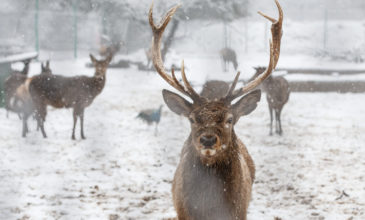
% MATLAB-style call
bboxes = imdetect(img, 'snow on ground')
[1,55,365,220]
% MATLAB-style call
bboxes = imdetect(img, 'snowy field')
[1,55,365,220]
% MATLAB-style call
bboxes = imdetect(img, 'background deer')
[149,1,283,219]
[4,59,32,117]
[11,62,53,137]
[29,54,112,139]
[200,80,230,100]
[249,66,290,135]
[220,47,238,72]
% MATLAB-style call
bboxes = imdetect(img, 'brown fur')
[252,67,290,135]
[149,1,283,218]
[220,48,238,72]
[163,90,260,220]
[4,60,31,115]
[200,80,230,100]
[29,55,112,139]
[11,62,53,137]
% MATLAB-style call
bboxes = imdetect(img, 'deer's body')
[220,48,238,72]
[200,80,230,100]
[173,134,255,219]
[4,60,31,116]
[148,1,283,219]
[10,62,53,137]
[31,74,105,108]
[253,67,290,135]
[14,77,34,137]
[29,55,112,139]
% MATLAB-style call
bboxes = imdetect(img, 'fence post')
[244,18,248,53]
[34,0,39,57]
[323,9,328,51]
[244,0,249,53]
[73,0,79,59]
[223,21,228,48]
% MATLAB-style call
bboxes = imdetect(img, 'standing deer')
[29,54,112,139]
[249,66,290,135]
[12,62,53,137]
[4,59,32,117]
[220,47,238,72]
[200,80,230,100]
[149,1,283,219]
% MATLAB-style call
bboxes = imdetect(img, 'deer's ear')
[46,60,50,68]
[89,54,97,64]
[162,89,193,117]
[232,89,261,121]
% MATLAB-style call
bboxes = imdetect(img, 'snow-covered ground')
[1,55,365,220]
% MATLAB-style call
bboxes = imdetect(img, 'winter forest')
[0,0,364,219]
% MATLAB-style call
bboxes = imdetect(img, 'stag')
[249,66,290,135]
[220,47,238,72]
[4,59,32,117]
[11,62,53,137]
[29,54,112,139]
[149,1,283,219]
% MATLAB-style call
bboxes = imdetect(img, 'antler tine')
[224,71,241,99]
[171,68,186,93]
[149,3,203,102]
[149,3,186,93]
[227,0,283,101]
[180,60,201,102]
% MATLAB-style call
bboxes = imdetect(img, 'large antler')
[149,3,203,103]
[225,0,283,102]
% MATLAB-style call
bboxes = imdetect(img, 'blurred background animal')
[29,54,112,139]
[220,47,238,72]
[11,61,53,137]
[136,105,163,135]
[4,59,31,118]
[249,66,290,135]
[200,80,230,100]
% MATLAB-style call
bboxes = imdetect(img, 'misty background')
[1,0,365,62]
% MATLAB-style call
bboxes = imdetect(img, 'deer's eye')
[226,117,233,124]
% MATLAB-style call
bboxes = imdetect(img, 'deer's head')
[41,61,52,75]
[149,0,283,165]
[23,59,31,66]
[90,54,112,78]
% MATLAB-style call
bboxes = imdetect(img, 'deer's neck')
[91,73,106,95]
[182,134,243,218]
[262,75,274,89]
[22,64,29,75]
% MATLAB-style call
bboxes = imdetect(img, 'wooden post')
[73,0,79,59]
[34,0,39,56]
[323,9,328,51]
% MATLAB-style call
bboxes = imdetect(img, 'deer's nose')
[200,135,217,148]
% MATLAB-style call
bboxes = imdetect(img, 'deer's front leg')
[80,108,86,139]
[72,109,78,140]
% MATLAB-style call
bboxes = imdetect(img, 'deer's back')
[200,80,230,100]
[220,48,236,61]
[172,137,254,219]
[265,76,290,109]
[4,73,27,94]
[29,74,105,108]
